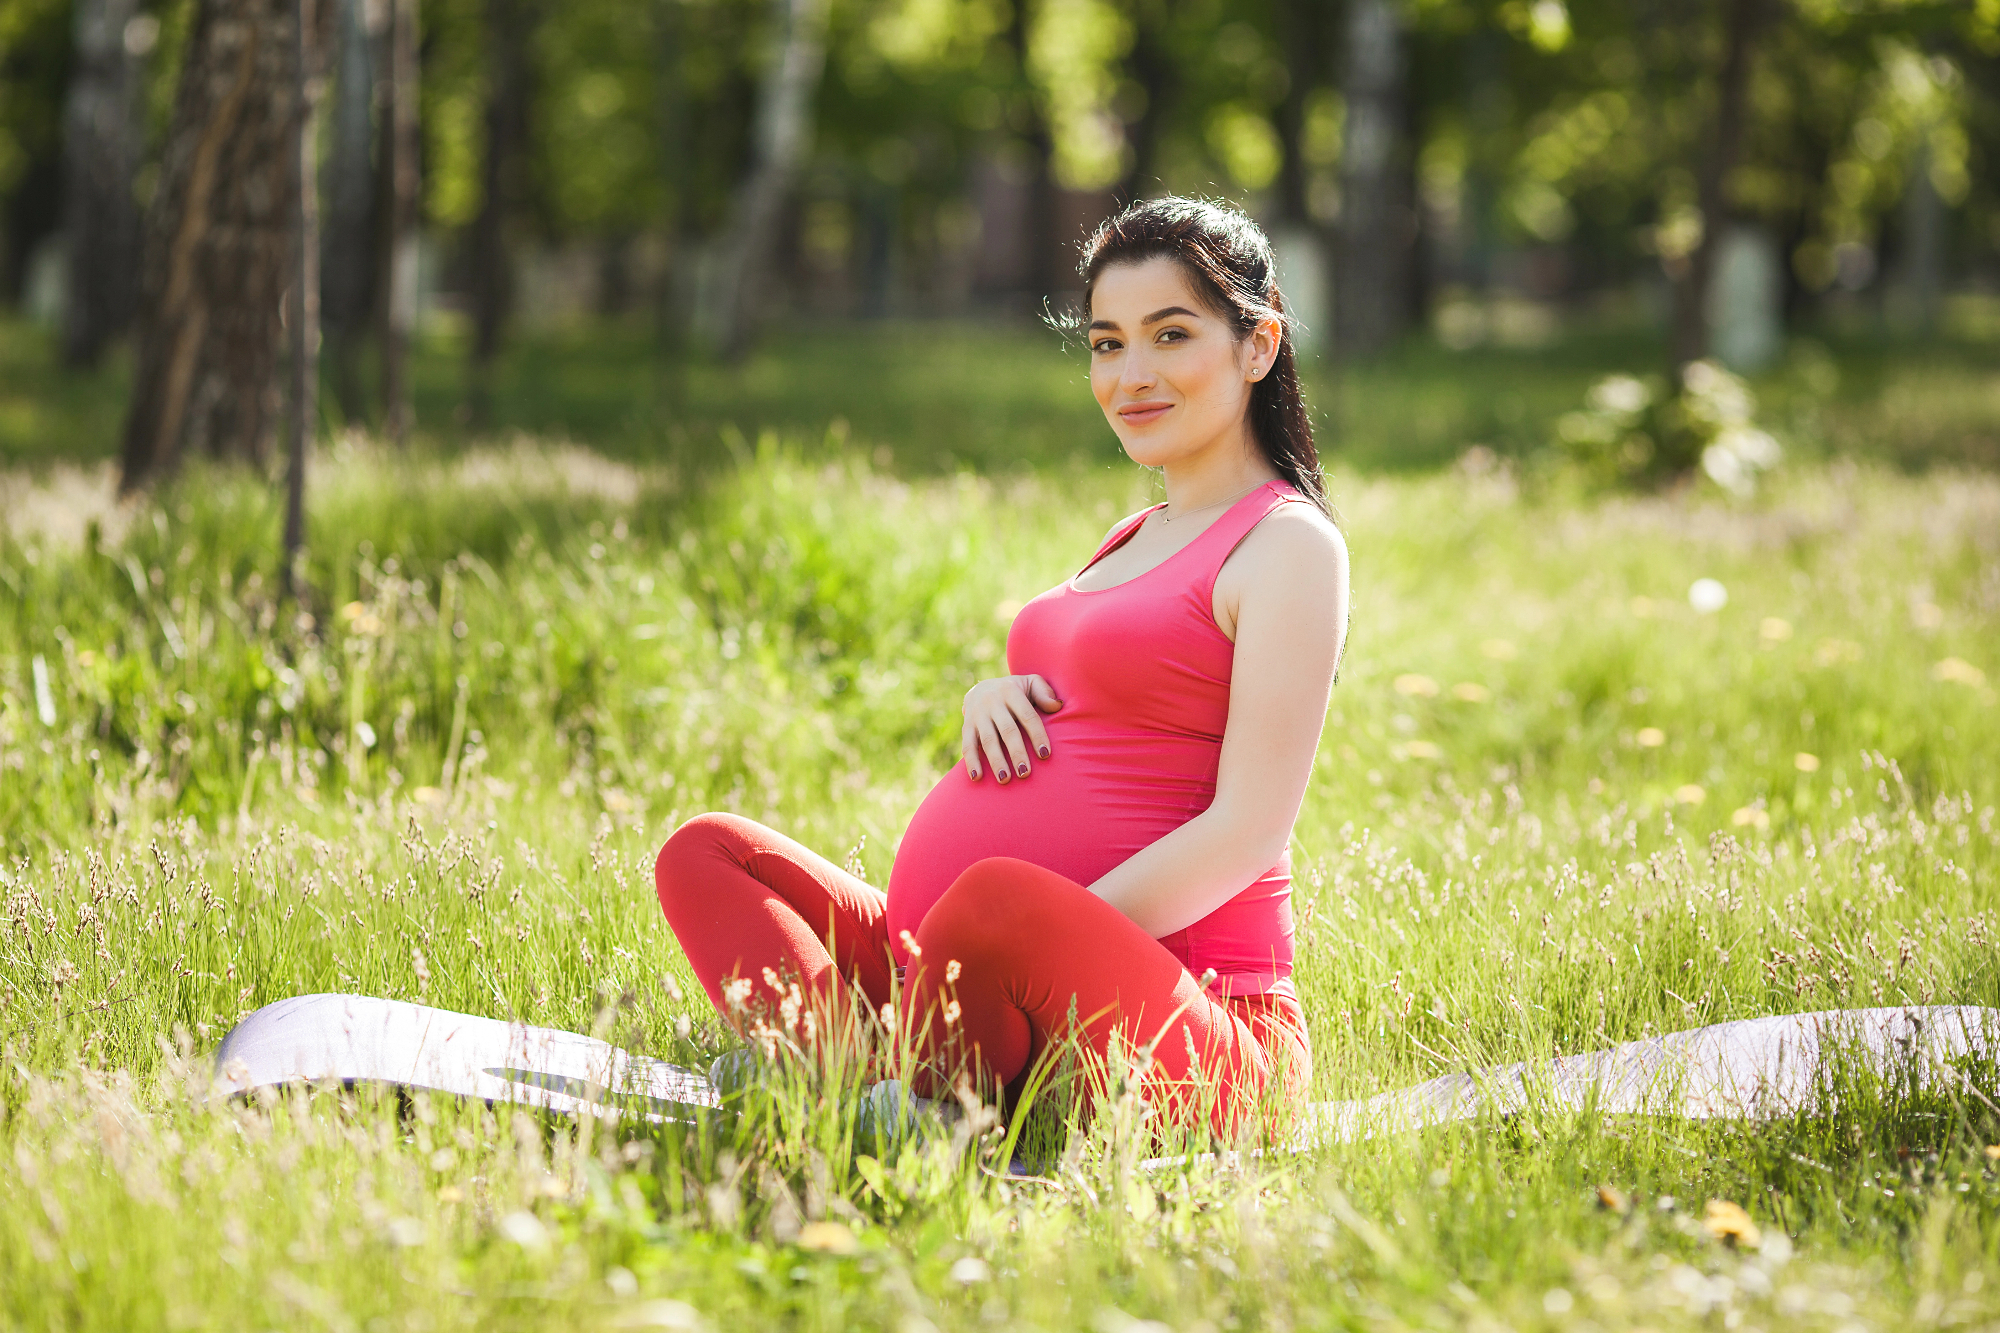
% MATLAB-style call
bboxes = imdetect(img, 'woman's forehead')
[1089,257,1208,321]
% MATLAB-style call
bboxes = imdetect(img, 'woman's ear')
[1246,316,1283,379]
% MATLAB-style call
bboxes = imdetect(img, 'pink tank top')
[885,479,1307,998]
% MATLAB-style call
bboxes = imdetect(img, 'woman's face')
[1087,256,1272,470]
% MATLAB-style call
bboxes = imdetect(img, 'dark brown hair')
[1070,196,1328,514]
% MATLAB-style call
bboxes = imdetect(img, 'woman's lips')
[1119,401,1173,426]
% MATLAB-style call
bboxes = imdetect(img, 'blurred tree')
[1008,0,1058,299]
[60,0,149,368]
[1668,0,1771,375]
[0,0,72,306]
[378,0,418,442]
[708,0,829,356]
[1116,0,1177,204]
[1335,0,1415,358]
[285,0,324,588]
[321,0,377,421]
[1271,0,1328,231]
[467,0,536,425]
[120,0,331,489]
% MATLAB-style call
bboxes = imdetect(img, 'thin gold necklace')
[1159,479,1265,523]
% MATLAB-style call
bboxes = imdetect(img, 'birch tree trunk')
[706,0,829,360]
[1333,0,1414,360]
[120,0,330,489]
[284,0,323,590]
[378,0,419,443]
[60,0,146,368]
[1669,0,1768,372]
[320,0,377,423]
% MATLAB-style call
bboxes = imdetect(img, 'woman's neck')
[1160,432,1278,516]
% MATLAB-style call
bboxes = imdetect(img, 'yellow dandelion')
[1759,617,1793,642]
[1402,740,1442,760]
[1794,753,1819,773]
[1731,806,1771,831]
[1479,639,1518,660]
[1814,638,1863,667]
[1393,674,1440,697]
[798,1220,859,1255]
[1912,602,1944,630]
[1673,784,1707,806]
[1450,682,1490,703]
[1703,1199,1761,1249]
[1934,657,1986,688]
[993,597,1025,623]
[1636,727,1666,748]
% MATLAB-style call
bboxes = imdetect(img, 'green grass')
[2,317,2000,1329]
[5,312,1998,475]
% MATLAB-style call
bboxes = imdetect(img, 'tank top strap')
[1189,479,1308,607]
[1082,504,1165,571]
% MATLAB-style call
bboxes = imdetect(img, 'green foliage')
[1555,359,1783,492]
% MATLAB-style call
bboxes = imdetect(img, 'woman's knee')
[653,812,756,909]
[921,857,1079,958]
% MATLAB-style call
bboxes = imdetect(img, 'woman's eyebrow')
[1088,304,1201,332]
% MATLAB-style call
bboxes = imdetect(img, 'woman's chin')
[1116,434,1186,469]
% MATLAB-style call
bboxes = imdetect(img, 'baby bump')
[884,755,1196,959]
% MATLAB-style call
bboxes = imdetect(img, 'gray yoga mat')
[213,995,1999,1143]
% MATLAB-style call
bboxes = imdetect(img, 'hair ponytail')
[1070,197,1329,515]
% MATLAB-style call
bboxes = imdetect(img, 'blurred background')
[0,0,1996,485]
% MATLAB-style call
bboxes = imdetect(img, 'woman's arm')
[1086,505,1349,936]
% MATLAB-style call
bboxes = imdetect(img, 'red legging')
[653,813,1309,1135]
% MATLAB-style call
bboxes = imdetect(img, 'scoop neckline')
[1065,480,1281,597]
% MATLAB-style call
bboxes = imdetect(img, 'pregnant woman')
[655,197,1349,1136]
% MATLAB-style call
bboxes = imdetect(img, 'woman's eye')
[1092,339,1119,354]
[1156,328,1187,344]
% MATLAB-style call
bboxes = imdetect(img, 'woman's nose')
[1120,353,1157,393]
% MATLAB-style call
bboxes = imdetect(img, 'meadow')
[1,317,1999,1330]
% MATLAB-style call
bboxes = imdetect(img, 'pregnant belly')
[884,741,1213,959]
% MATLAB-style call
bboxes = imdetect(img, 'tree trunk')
[468,0,535,425]
[1115,0,1175,206]
[707,0,829,360]
[1897,137,1943,334]
[284,0,322,592]
[320,0,376,424]
[1007,0,1058,302]
[655,0,694,365]
[1669,0,1768,372]
[1334,0,1414,360]
[120,0,330,490]
[377,0,419,443]
[1272,0,1321,230]
[60,0,146,369]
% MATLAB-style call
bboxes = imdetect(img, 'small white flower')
[1688,578,1729,614]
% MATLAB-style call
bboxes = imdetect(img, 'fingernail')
[1038,747,1049,759]
[1016,764,1029,777]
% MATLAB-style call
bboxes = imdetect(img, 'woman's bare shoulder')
[1236,499,1348,580]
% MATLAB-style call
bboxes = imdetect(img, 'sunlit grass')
[1,434,1998,1329]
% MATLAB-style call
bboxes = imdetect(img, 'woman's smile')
[1118,399,1175,426]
